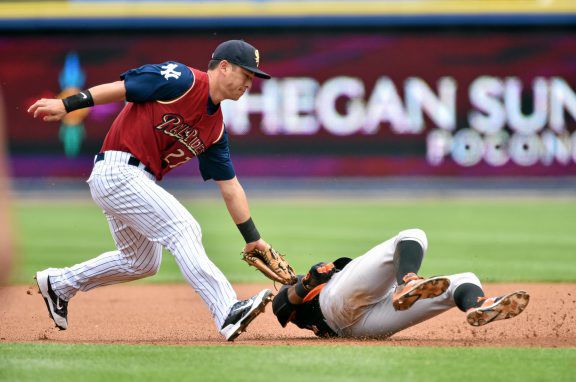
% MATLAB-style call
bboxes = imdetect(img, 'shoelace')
[227,301,244,314]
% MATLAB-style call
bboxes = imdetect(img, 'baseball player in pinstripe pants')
[27,40,274,341]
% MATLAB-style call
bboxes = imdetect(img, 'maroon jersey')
[102,68,225,180]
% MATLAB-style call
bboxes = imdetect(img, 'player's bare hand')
[243,238,269,253]
[27,98,67,122]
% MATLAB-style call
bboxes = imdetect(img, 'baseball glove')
[242,247,297,285]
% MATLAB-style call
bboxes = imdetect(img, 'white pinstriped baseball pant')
[46,151,237,329]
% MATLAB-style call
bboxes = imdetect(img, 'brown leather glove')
[242,246,297,285]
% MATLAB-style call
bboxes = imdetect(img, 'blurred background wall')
[0,85,12,285]
[0,0,575,188]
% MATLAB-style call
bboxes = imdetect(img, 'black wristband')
[295,279,310,299]
[62,90,94,113]
[236,217,261,243]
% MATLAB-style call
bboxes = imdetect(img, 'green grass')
[10,198,576,284]
[5,199,575,381]
[0,343,575,382]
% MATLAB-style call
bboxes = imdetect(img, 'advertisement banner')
[1,31,575,176]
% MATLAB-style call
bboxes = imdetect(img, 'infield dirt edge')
[1,282,574,347]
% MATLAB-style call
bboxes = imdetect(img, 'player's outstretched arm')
[89,81,126,104]
[218,176,297,284]
[27,80,126,122]
[216,176,269,252]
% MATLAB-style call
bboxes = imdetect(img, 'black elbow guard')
[272,285,297,327]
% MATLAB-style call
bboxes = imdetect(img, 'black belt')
[95,152,154,176]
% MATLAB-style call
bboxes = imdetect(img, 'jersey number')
[163,149,192,169]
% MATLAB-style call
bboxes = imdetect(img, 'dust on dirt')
[1,283,574,347]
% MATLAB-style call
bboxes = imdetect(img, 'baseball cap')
[212,40,271,79]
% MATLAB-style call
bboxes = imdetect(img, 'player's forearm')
[28,80,127,122]
[88,81,126,104]
[63,81,126,112]
[287,286,305,305]
[217,177,251,224]
[218,178,264,245]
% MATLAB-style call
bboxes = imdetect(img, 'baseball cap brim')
[239,64,271,79]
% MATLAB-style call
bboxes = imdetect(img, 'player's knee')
[140,256,162,277]
[450,272,482,288]
[129,247,162,277]
[397,228,428,251]
[167,218,203,249]
[182,218,202,240]
[135,263,160,277]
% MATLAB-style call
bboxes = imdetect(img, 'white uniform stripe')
[48,151,237,328]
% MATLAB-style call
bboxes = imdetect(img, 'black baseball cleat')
[221,289,273,341]
[35,269,68,330]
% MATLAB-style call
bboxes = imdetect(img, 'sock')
[453,283,485,312]
[393,240,424,284]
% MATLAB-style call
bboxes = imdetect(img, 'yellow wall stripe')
[0,1,575,19]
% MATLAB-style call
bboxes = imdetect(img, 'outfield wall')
[1,1,575,178]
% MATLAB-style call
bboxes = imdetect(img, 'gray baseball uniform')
[319,228,481,337]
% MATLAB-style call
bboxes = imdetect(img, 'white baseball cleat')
[466,290,530,326]
[220,289,273,341]
[35,269,68,330]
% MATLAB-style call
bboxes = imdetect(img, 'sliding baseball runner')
[273,228,529,338]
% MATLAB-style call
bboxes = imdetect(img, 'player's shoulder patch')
[155,62,195,104]
[121,61,194,103]
[157,61,188,81]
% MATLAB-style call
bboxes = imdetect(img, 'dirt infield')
[1,283,574,347]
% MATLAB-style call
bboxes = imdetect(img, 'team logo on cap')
[255,49,260,67]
